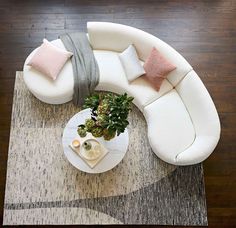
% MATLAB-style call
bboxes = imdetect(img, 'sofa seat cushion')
[23,39,74,104]
[94,50,173,111]
[144,90,196,164]
[175,70,221,137]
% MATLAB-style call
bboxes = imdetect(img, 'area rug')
[3,72,208,225]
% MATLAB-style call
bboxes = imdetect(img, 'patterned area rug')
[3,72,208,225]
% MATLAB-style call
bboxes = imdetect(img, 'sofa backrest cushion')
[87,22,192,86]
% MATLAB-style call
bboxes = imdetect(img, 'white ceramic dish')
[80,139,102,161]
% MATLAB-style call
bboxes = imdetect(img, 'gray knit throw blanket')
[59,32,99,106]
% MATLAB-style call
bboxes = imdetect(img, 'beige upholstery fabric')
[144,90,195,164]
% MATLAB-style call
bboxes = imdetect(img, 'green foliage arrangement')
[77,93,134,141]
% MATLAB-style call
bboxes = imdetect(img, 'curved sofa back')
[176,70,221,139]
[87,22,192,86]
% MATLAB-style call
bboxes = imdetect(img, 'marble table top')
[62,108,129,173]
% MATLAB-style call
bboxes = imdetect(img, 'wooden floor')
[0,0,235,227]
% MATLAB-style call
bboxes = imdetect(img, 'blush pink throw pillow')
[27,39,73,80]
[143,47,176,91]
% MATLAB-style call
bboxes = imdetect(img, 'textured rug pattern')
[3,72,207,225]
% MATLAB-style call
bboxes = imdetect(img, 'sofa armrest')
[175,135,220,165]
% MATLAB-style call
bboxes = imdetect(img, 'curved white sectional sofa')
[23,22,221,166]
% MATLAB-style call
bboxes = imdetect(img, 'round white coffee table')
[62,109,129,174]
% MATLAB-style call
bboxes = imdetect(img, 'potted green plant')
[77,93,134,141]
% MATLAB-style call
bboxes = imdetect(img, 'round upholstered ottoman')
[23,39,74,104]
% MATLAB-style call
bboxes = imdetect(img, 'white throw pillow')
[119,44,145,82]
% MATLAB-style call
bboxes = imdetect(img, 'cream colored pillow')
[119,45,145,82]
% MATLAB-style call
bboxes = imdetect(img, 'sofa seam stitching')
[142,86,174,110]
[174,69,198,163]
[168,67,193,88]
[143,68,194,111]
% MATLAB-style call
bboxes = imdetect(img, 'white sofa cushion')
[88,21,192,86]
[118,44,145,82]
[175,135,220,165]
[175,71,220,137]
[174,70,221,165]
[94,50,173,111]
[144,90,195,164]
[23,39,74,104]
